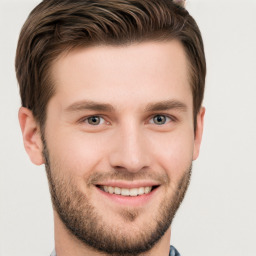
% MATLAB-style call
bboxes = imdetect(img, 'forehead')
[50,40,192,110]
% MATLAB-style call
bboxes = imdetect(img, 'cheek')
[46,130,108,177]
[149,130,194,179]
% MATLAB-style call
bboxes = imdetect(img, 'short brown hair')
[15,0,206,131]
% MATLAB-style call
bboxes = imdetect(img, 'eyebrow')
[64,99,187,113]
[145,100,188,112]
[65,100,115,112]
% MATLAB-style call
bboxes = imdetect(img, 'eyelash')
[149,115,173,125]
[79,114,176,126]
[80,116,108,126]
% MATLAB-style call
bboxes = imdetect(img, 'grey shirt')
[50,245,180,256]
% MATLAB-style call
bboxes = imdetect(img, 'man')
[16,0,206,255]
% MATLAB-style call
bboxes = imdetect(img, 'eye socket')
[81,115,173,126]
[86,116,104,125]
[150,115,172,125]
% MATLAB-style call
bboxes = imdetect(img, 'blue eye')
[150,115,171,125]
[86,116,104,125]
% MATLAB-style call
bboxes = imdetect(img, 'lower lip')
[96,186,159,207]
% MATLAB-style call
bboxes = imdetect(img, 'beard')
[42,137,192,256]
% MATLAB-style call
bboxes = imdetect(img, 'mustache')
[87,169,169,185]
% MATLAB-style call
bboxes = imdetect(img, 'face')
[40,40,203,255]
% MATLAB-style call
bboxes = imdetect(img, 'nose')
[109,123,151,173]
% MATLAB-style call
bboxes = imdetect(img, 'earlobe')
[18,107,45,165]
[193,107,205,160]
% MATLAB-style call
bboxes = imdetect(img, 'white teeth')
[145,187,151,194]
[129,188,138,197]
[108,187,114,194]
[138,187,144,195]
[121,188,130,196]
[114,187,121,195]
[100,186,153,196]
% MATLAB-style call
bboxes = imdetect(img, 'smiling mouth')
[97,185,159,197]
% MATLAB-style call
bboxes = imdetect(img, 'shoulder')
[50,250,56,256]
[170,245,181,256]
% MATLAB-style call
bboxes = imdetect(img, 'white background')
[0,0,256,255]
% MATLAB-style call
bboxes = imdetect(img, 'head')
[16,0,206,255]
[16,0,205,133]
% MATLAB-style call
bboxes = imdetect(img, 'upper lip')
[96,180,160,189]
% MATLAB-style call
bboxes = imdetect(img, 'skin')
[19,40,205,256]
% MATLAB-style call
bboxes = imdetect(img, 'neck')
[53,211,172,256]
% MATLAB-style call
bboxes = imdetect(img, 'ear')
[18,107,45,165]
[193,107,205,160]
